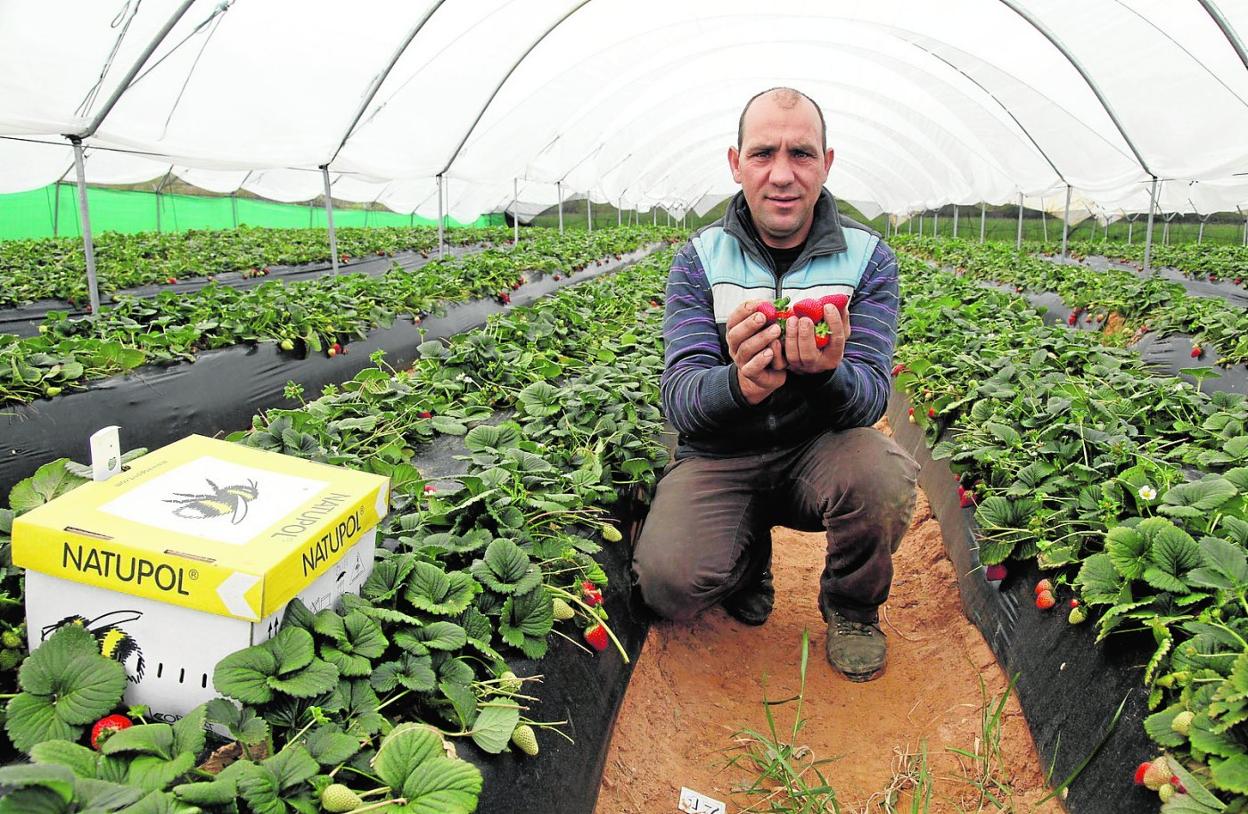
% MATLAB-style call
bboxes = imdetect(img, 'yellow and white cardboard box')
[13,435,390,722]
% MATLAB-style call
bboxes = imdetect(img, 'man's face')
[728,94,834,249]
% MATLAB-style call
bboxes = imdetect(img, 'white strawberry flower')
[1138,485,1157,501]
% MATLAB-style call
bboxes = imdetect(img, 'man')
[631,87,918,682]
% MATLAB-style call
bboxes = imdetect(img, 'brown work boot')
[723,569,774,626]
[825,609,886,682]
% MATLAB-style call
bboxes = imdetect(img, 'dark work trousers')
[632,427,919,625]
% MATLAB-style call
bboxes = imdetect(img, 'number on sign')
[678,786,726,814]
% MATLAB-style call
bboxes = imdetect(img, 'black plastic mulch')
[0,245,664,502]
[887,389,1158,814]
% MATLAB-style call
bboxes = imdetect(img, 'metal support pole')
[70,139,101,317]
[1128,217,1133,244]
[918,212,924,236]
[666,210,670,226]
[1103,219,1108,241]
[587,194,592,233]
[155,190,161,234]
[513,178,519,244]
[1163,216,1170,246]
[1198,217,1206,245]
[652,208,656,226]
[1016,194,1024,249]
[933,210,938,237]
[54,182,62,237]
[321,167,339,275]
[908,216,913,234]
[557,181,564,234]
[437,174,445,259]
[1143,178,1158,274]
[617,198,622,227]
[1061,184,1071,259]
[231,192,239,229]
[953,206,958,239]
[1242,209,1247,246]
[979,202,986,243]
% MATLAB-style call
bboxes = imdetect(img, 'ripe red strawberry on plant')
[581,581,603,607]
[1191,345,1202,358]
[583,623,609,652]
[1035,590,1056,610]
[91,714,132,750]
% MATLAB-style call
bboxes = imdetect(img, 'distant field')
[528,198,1248,247]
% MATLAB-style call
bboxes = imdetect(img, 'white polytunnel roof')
[3,0,1248,221]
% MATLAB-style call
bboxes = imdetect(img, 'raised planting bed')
[0,250,674,813]
[889,255,1248,811]
[0,224,513,307]
[0,237,678,500]
[0,227,681,408]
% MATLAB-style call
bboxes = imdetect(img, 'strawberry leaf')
[1075,553,1125,606]
[498,587,554,659]
[372,724,482,814]
[405,562,479,616]
[371,653,436,694]
[303,724,362,766]
[1105,526,1147,579]
[1212,754,1248,794]
[470,704,520,754]
[470,538,542,595]
[1159,478,1237,519]
[362,554,417,602]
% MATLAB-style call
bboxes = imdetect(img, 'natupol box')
[13,434,390,721]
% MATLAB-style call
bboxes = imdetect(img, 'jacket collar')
[721,187,847,274]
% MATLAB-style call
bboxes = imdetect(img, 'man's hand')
[726,301,787,405]
[784,302,850,375]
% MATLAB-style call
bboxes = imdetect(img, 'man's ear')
[728,146,742,183]
[824,148,835,173]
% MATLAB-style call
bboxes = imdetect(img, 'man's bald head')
[737,87,827,153]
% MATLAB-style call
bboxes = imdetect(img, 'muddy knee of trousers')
[831,429,920,547]
[633,555,730,621]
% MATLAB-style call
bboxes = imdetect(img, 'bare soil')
[595,439,1065,813]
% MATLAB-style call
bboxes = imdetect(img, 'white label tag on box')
[678,787,726,814]
[90,426,122,482]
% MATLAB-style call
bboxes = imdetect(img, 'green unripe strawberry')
[279,338,295,351]
[0,630,21,649]
[44,386,62,398]
[0,649,20,671]
[1158,783,1176,803]
[551,597,575,621]
[511,724,539,756]
[498,670,522,694]
[1172,710,1194,737]
[600,524,623,543]
[1067,606,1088,625]
[321,782,363,812]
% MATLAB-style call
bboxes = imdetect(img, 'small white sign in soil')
[678,787,726,814]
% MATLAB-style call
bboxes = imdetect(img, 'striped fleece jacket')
[661,189,900,458]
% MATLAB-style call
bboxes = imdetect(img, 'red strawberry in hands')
[819,293,850,312]
[813,321,832,349]
[755,297,790,323]
[792,298,824,322]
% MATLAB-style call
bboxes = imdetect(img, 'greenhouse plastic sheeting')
[886,389,1156,814]
[0,183,497,240]
[2,1,1248,220]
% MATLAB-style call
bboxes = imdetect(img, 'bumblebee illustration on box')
[165,478,259,525]
[43,610,146,683]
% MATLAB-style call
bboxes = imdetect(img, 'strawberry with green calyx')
[0,629,21,649]
[600,523,623,543]
[813,322,832,349]
[279,338,295,352]
[1171,710,1194,737]
[90,714,132,750]
[755,297,790,323]
[1068,605,1087,624]
[581,581,604,607]
[1035,591,1055,610]
[511,724,539,756]
[583,623,609,652]
[1158,783,1176,803]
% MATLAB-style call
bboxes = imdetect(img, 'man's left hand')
[783,303,850,375]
